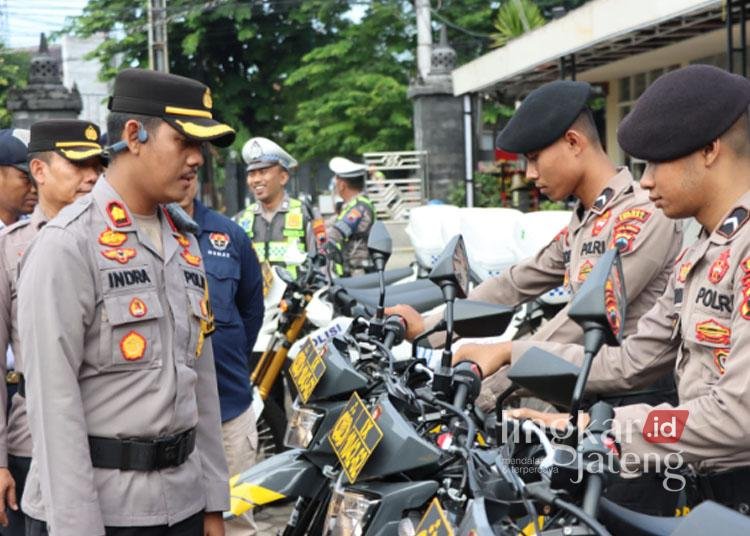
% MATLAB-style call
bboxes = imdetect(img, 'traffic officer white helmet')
[242,137,298,171]
[329,156,366,178]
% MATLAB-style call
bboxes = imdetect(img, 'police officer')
[389,81,682,514]
[0,130,36,229]
[0,120,104,536]
[234,137,312,277]
[180,179,264,536]
[492,65,750,513]
[327,156,376,276]
[18,68,234,535]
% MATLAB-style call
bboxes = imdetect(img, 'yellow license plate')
[261,261,274,298]
[415,498,454,536]
[289,338,326,403]
[328,392,383,484]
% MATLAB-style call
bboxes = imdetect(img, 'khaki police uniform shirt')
[326,195,376,275]
[0,205,48,464]
[426,168,681,350]
[512,190,750,474]
[18,179,228,535]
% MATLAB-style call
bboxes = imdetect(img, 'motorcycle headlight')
[283,404,323,449]
[322,488,379,536]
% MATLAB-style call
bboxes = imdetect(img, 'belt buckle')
[158,433,185,467]
[6,371,20,384]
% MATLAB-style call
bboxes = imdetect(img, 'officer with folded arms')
[18,68,233,535]
[0,120,104,535]
[491,65,750,513]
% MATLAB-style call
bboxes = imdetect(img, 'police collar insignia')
[717,206,749,238]
[591,187,614,214]
[181,249,202,266]
[107,201,132,228]
[99,228,128,247]
[175,233,190,248]
[209,232,229,251]
[101,247,137,264]
[713,348,729,375]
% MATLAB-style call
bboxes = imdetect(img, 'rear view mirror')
[429,234,470,299]
[275,266,295,285]
[507,347,581,407]
[567,248,626,347]
[452,300,514,338]
[367,221,392,270]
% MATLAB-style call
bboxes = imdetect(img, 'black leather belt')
[88,428,196,471]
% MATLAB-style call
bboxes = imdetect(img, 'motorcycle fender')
[224,449,321,519]
[351,480,438,536]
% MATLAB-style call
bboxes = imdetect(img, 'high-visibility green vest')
[236,198,307,276]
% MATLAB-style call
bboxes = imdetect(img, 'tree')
[491,0,547,48]
[0,47,31,128]
[63,0,349,148]
[282,1,415,161]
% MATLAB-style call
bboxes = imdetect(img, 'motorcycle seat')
[599,497,680,536]
[333,267,413,289]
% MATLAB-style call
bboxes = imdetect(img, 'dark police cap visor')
[29,120,105,163]
[109,68,236,148]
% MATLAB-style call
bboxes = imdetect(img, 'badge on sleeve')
[129,297,148,318]
[181,249,202,267]
[708,249,731,284]
[101,248,137,265]
[106,201,132,228]
[617,208,651,223]
[209,232,230,251]
[120,331,147,361]
[99,228,128,247]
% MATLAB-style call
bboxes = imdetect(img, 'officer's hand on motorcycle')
[452,341,512,378]
[0,468,17,527]
[505,408,590,432]
[203,511,225,536]
[384,304,424,340]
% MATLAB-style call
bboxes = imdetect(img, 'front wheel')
[256,396,287,461]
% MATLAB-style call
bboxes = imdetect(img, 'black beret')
[496,80,592,154]
[109,68,236,147]
[618,65,750,162]
[28,120,104,162]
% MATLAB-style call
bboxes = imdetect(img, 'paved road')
[254,503,294,535]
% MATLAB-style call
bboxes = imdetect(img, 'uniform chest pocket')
[99,291,165,371]
[186,289,213,365]
[205,262,240,320]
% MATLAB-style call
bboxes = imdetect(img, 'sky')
[4,0,89,48]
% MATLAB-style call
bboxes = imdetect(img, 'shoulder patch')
[717,207,749,239]
[592,187,615,214]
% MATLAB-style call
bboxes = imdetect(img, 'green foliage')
[0,47,30,128]
[539,199,566,210]
[283,1,415,161]
[63,0,350,151]
[448,173,503,207]
[492,0,547,48]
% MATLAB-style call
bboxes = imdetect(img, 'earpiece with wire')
[107,123,149,154]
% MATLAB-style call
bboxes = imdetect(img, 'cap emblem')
[85,125,98,141]
[248,140,263,160]
[203,88,213,109]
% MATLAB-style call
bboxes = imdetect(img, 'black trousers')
[0,455,30,536]
[26,511,204,536]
